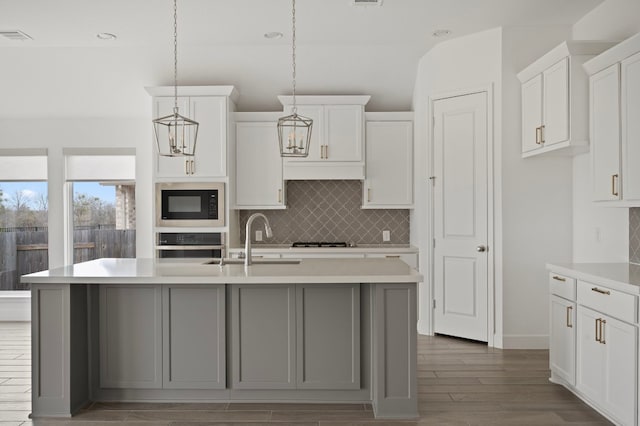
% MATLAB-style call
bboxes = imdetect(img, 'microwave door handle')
[155,245,225,250]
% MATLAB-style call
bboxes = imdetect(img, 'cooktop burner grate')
[291,242,348,248]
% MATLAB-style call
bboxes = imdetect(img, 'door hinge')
[433,239,436,248]
[429,176,436,186]
[433,299,436,309]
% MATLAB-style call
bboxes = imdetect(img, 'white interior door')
[433,92,488,342]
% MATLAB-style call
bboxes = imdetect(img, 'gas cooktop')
[291,242,349,248]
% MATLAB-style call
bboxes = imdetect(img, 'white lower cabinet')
[549,268,639,426]
[576,306,637,426]
[550,295,576,386]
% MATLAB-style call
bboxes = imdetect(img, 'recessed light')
[96,32,117,40]
[432,29,451,38]
[264,32,283,40]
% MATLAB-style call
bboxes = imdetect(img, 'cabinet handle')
[540,125,545,144]
[591,287,611,295]
[612,174,619,196]
[566,306,573,328]
[600,319,606,344]
[185,159,189,175]
[367,188,371,202]
[190,160,195,175]
[385,255,401,259]
[320,144,325,159]
[595,318,601,342]
[325,145,328,159]
[535,127,542,145]
[278,189,282,203]
[552,275,566,282]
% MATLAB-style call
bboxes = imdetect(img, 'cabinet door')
[324,105,363,162]
[99,285,162,389]
[162,285,225,389]
[155,97,191,177]
[622,51,640,202]
[190,96,227,178]
[236,122,284,208]
[231,284,295,389]
[296,284,360,389]
[601,315,637,426]
[591,64,621,201]
[522,74,543,153]
[549,295,575,385]
[543,58,570,146]
[284,105,324,162]
[576,306,605,403]
[364,121,413,207]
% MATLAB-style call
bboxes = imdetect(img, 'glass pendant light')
[278,0,313,158]
[153,0,199,157]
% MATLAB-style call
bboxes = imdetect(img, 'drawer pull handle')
[595,318,601,342]
[566,306,572,328]
[552,275,566,282]
[535,126,542,145]
[600,319,606,345]
[612,174,619,197]
[385,255,400,259]
[591,287,611,295]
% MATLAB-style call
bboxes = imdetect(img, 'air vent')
[351,0,383,6]
[0,30,33,41]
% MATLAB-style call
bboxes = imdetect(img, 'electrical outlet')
[255,230,263,241]
[382,230,390,242]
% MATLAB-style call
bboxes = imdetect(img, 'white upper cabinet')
[590,64,621,202]
[363,115,413,209]
[584,33,640,205]
[517,41,615,158]
[235,118,285,209]
[278,96,369,180]
[146,86,238,180]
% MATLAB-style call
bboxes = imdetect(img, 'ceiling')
[0,0,603,114]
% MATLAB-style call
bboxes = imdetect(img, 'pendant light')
[153,0,199,157]
[278,0,313,157]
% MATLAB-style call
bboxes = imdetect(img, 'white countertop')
[547,262,640,294]
[22,258,423,285]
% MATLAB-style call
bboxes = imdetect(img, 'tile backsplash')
[238,180,410,245]
[630,208,640,264]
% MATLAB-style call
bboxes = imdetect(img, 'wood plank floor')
[0,322,611,425]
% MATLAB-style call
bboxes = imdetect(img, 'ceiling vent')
[351,0,383,6]
[0,30,33,41]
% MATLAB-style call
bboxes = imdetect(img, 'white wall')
[412,26,575,348]
[412,27,503,337]
[569,0,640,262]
[500,27,574,349]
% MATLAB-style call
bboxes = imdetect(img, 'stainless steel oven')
[156,182,225,227]
[156,232,225,258]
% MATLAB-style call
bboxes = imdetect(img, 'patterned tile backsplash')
[238,180,410,245]
[630,208,640,264]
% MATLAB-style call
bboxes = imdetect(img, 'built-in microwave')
[156,182,225,227]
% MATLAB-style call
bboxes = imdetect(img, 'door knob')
[476,245,487,252]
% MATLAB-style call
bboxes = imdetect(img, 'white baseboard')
[502,334,548,349]
[0,291,31,322]
[417,320,431,335]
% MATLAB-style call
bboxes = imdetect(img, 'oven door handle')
[155,245,225,250]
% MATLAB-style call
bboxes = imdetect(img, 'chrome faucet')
[244,213,273,266]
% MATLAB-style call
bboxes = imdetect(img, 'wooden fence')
[0,228,135,291]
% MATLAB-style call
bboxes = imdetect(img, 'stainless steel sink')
[203,258,301,265]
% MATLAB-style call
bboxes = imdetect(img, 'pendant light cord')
[173,0,178,113]
[291,0,297,115]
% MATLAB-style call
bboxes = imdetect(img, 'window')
[66,154,136,263]
[0,155,48,292]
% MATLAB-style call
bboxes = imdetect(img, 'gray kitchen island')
[21,257,422,420]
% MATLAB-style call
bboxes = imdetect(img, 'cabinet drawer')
[577,280,637,323]
[549,273,576,300]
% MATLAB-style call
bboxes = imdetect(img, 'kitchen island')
[22,257,422,420]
